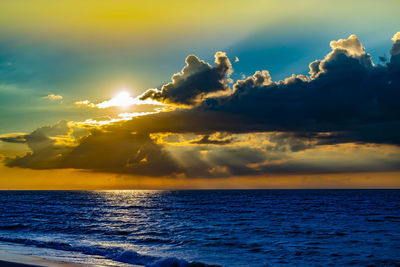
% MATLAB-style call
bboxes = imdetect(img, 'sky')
[0,0,399,189]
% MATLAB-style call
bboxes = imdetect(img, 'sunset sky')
[0,0,399,189]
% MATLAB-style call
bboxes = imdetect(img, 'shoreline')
[0,243,84,267]
[0,260,42,267]
[0,259,82,267]
[0,241,141,267]
[0,258,80,267]
[0,254,83,267]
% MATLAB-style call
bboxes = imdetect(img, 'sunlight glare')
[97,90,135,108]
[112,91,132,107]
[94,89,164,109]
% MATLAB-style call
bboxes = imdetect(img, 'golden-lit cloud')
[75,91,163,109]
[74,100,95,108]
[73,112,157,128]
[97,91,162,108]
[391,31,400,56]
[45,94,63,100]
[329,34,368,58]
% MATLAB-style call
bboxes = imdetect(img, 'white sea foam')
[0,237,213,267]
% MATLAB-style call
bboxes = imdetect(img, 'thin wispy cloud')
[45,94,63,100]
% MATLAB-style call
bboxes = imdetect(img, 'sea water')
[0,190,399,266]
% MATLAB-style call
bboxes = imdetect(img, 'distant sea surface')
[0,190,399,266]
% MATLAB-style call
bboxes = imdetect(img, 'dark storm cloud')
[60,131,182,176]
[390,32,400,56]
[190,135,233,145]
[5,122,182,176]
[193,34,400,145]
[139,52,232,105]
[111,33,399,146]
[265,133,315,152]
[255,157,400,175]
[0,133,27,143]
[4,120,73,169]
[2,33,400,177]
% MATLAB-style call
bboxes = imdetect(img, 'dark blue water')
[0,190,399,266]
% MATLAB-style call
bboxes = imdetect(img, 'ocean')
[0,190,399,266]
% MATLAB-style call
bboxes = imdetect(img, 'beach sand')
[0,245,82,267]
[0,260,43,267]
[0,258,82,267]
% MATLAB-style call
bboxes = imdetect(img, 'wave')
[0,223,30,230]
[0,236,220,267]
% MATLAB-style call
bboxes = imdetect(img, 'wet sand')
[0,260,43,267]
[0,258,83,267]
[0,248,82,267]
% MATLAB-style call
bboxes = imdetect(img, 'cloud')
[190,135,232,145]
[96,91,151,108]
[74,92,162,109]
[2,33,400,178]
[45,94,63,100]
[111,29,398,144]
[192,33,399,145]
[4,121,181,176]
[391,32,400,56]
[0,133,27,143]
[5,120,74,169]
[139,52,233,105]
[74,100,95,107]
[329,34,371,59]
[60,131,182,176]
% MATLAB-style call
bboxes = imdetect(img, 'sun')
[111,91,133,107]
[97,90,136,109]
[94,88,164,109]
